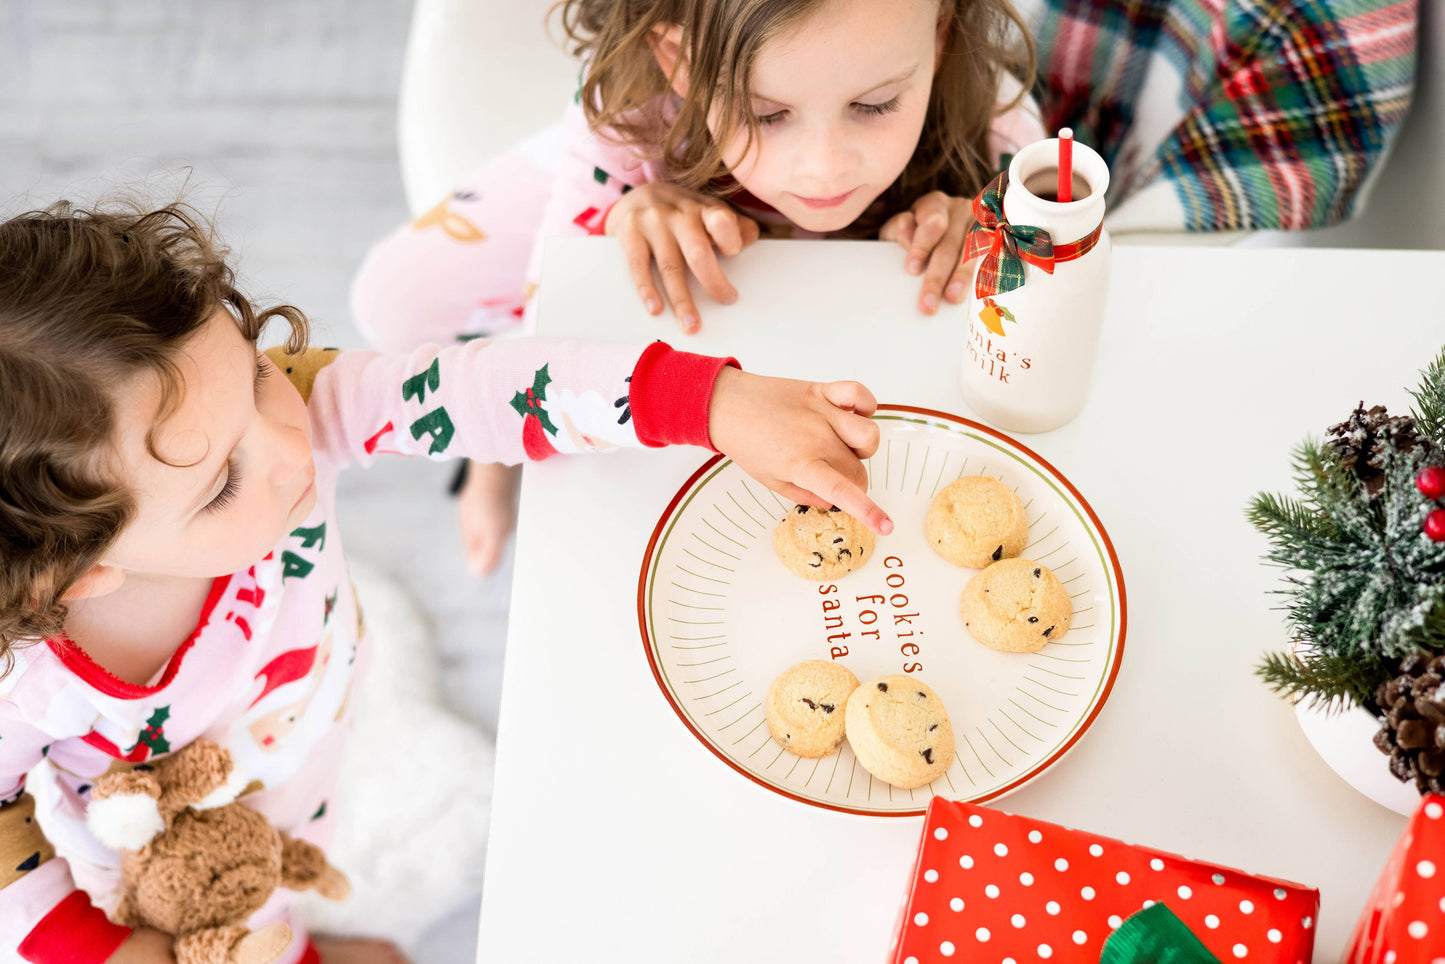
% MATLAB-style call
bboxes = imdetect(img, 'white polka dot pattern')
[890,798,1323,964]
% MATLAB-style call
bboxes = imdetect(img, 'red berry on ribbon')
[1420,466,1445,501]
[1427,508,1445,542]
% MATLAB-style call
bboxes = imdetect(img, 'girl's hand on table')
[605,182,760,335]
[707,367,892,536]
[880,191,976,316]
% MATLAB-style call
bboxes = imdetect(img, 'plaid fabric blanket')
[1025,0,1418,232]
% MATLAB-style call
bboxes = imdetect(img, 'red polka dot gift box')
[1344,793,1445,962]
[888,798,1319,964]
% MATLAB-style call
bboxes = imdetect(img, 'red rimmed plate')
[638,405,1126,816]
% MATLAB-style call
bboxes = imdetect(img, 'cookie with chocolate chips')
[925,475,1029,568]
[766,660,861,758]
[958,557,1072,653]
[772,504,875,581]
[844,675,955,789]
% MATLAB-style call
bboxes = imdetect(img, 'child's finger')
[934,209,973,305]
[675,217,738,306]
[773,481,834,512]
[880,211,916,249]
[792,462,893,536]
[919,208,972,314]
[945,258,974,306]
[618,226,665,316]
[644,224,701,333]
[905,193,950,275]
[738,215,761,247]
[821,379,877,416]
[702,205,746,257]
[831,410,881,459]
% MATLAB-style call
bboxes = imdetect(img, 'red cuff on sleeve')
[629,342,739,451]
[592,198,623,237]
[18,891,131,964]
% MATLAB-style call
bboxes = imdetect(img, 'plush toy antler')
[87,740,349,964]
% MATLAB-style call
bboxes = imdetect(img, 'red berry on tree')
[1427,509,1445,542]
[1420,466,1445,501]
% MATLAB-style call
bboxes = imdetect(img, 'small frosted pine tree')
[1251,346,1445,712]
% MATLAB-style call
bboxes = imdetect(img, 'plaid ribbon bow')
[962,171,1102,298]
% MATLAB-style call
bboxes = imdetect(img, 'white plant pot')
[1295,699,1421,816]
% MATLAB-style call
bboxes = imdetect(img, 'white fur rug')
[291,559,494,949]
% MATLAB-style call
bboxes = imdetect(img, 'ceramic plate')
[638,405,1126,816]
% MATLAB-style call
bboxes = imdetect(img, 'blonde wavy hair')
[554,0,1035,233]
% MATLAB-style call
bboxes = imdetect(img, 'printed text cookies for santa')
[926,475,1029,568]
[960,557,1072,653]
[765,660,860,758]
[845,676,955,789]
[773,505,875,580]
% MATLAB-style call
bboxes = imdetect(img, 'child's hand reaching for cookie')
[707,367,892,535]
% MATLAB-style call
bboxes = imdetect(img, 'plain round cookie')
[773,505,876,581]
[844,676,955,789]
[766,660,861,758]
[959,557,1072,653]
[925,475,1029,568]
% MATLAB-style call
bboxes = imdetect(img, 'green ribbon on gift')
[1098,904,1224,964]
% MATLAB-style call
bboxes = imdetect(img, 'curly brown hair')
[0,200,309,668]
[554,0,1035,233]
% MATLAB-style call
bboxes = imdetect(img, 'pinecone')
[1326,403,1430,497]
[1373,650,1445,793]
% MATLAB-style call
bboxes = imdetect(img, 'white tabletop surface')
[476,237,1444,963]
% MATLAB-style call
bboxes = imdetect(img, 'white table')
[477,238,1444,962]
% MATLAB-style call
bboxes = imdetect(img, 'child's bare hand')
[108,928,176,963]
[707,367,892,535]
[314,935,412,964]
[605,182,760,334]
[880,191,976,315]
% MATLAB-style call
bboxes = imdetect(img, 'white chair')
[397,0,573,216]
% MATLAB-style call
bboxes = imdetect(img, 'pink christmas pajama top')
[0,337,730,963]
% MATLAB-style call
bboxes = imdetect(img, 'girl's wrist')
[628,343,740,450]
